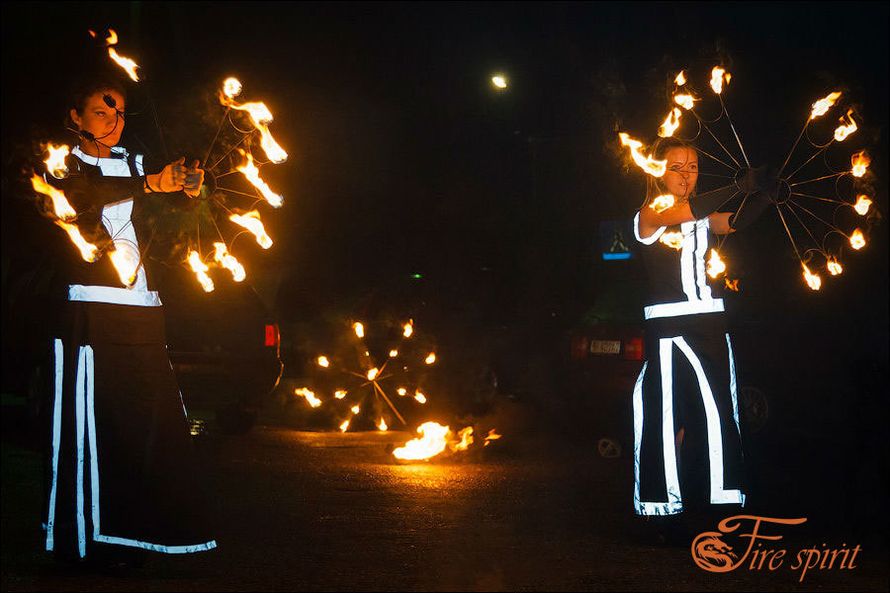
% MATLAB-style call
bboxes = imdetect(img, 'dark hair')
[644,137,697,207]
[69,78,127,114]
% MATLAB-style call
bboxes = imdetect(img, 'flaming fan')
[618,67,876,291]
[295,319,437,433]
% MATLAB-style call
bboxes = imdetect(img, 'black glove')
[689,184,740,220]
[735,166,778,195]
[729,191,773,231]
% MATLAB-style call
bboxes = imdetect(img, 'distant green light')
[411,273,423,279]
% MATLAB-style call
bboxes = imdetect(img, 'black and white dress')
[45,146,217,558]
[631,211,745,516]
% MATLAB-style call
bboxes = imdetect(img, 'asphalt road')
[2,397,888,592]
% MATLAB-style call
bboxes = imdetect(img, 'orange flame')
[54,221,99,262]
[849,228,866,250]
[618,133,667,177]
[451,427,474,452]
[424,352,437,365]
[334,389,347,400]
[219,94,288,164]
[44,143,70,179]
[389,349,399,358]
[710,67,730,94]
[104,30,139,82]
[833,110,858,142]
[31,174,76,221]
[212,242,246,282]
[108,245,139,287]
[706,249,726,278]
[414,391,427,404]
[810,91,842,120]
[367,368,379,380]
[675,71,687,86]
[350,404,361,415]
[222,77,242,99]
[851,151,870,177]
[649,194,675,213]
[229,210,273,249]
[659,231,684,250]
[187,250,215,292]
[393,422,450,461]
[236,150,283,208]
[317,355,330,368]
[802,263,822,291]
[377,418,388,432]
[339,419,350,432]
[353,322,365,338]
[397,387,408,396]
[673,93,697,111]
[724,277,740,292]
[483,429,502,447]
[403,319,414,338]
[658,107,682,138]
[853,195,872,216]
[295,387,322,408]
[826,258,843,276]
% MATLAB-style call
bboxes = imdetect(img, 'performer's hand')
[183,159,205,198]
[148,157,187,193]
[735,166,779,196]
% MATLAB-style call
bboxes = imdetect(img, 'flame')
[484,429,502,447]
[724,277,740,292]
[103,30,139,82]
[826,258,843,276]
[317,355,330,368]
[833,110,858,142]
[236,150,283,208]
[353,322,365,338]
[424,353,437,365]
[219,95,288,164]
[649,194,676,213]
[618,133,667,177]
[187,250,215,292]
[334,389,347,400]
[403,319,414,338]
[706,249,726,278]
[392,422,450,461]
[710,67,730,94]
[659,231,684,250]
[810,91,842,120]
[222,77,243,99]
[851,151,870,177]
[377,418,388,432]
[414,391,427,404]
[44,143,70,179]
[658,108,682,138]
[491,75,508,89]
[389,349,399,358]
[295,387,322,408]
[849,228,866,250]
[673,93,697,111]
[367,368,379,380]
[54,221,99,262]
[397,387,408,396]
[802,263,822,291]
[229,210,273,249]
[212,242,246,282]
[675,71,687,86]
[339,419,350,432]
[108,245,139,287]
[31,174,76,221]
[351,405,361,415]
[853,195,872,216]
[452,427,474,452]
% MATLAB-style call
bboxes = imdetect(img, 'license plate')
[589,340,621,355]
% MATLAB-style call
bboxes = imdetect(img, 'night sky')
[3,2,888,358]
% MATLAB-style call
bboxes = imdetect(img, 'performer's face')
[70,90,126,148]
[662,146,698,199]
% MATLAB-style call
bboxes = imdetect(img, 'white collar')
[71,144,129,163]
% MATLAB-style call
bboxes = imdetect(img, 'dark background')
[2,1,888,533]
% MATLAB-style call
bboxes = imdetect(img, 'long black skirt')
[45,300,216,558]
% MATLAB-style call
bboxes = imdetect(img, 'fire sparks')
[31,174,76,221]
[377,418,388,432]
[403,320,414,338]
[414,391,427,404]
[295,387,322,408]
[108,245,139,287]
[96,29,140,82]
[853,195,872,216]
[212,242,246,282]
[392,422,450,461]
[223,77,243,99]
[649,194,675,213]
[229,210,273,249]
[659,231,684,250]
[706,249,726,278]
[187,250,215,292]
[802,263,822,291]
[810,91,842,120]
[849,228,866,250]
[483,429,502,447]
[317,356,330,368]
[710,67,730,94]
[673,93,697,111]
[851,151,870,177]
[833,110,858,142]
[353,322,365,338]
[674,71,687,86]
[54,221,99,262]
[618,133,667,177]
[658,107,682,138]
[424,353,437,365]
[44,144,70,179]
[826,258,843,276]
[236,150,283,208]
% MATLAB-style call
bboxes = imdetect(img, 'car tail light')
[622,336,644,361]
[264,324,279,348]
[570,335,589,360]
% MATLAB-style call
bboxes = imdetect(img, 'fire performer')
[41,77,216,566]
[631,137,774,533]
